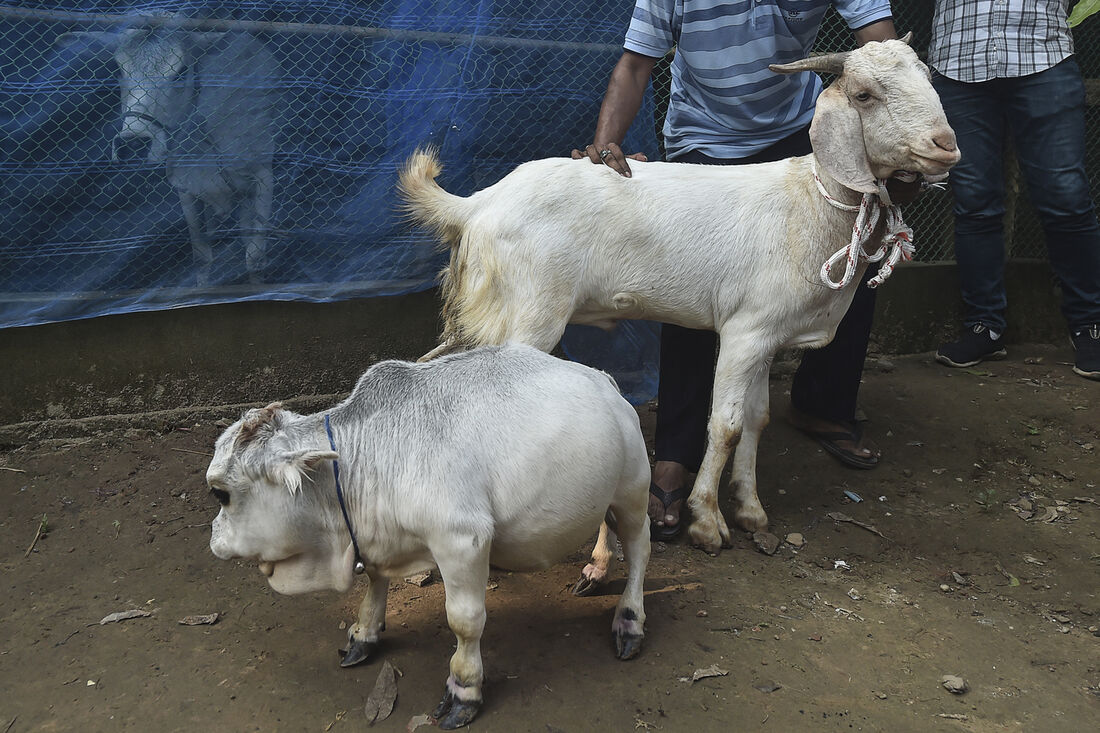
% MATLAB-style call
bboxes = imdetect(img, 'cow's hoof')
[432,689,481,729]
[338,638,378,668]
[614,630,643,660]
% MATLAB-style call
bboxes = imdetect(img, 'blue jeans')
[933,59,1100,334]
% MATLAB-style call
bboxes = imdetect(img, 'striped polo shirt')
[624,0,894,159]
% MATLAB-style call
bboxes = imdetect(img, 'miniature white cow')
[207,344,651,729]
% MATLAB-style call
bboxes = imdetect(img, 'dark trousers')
[654,129,877,470]
[932,59,1100,334]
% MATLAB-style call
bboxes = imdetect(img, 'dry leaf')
[364,660,399,724]
[178,613,219,626]
[406,714,434,732]
[99,609,152,625]
[691,664,729,682]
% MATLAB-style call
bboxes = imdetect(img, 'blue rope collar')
[324,413,366,575]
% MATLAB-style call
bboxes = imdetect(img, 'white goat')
[397,38,959,554]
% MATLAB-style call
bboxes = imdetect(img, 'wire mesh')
[1,1,1098,331]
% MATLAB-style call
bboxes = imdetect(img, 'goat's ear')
[810,85,877,194]
[898,31,913,46]
[274,450,339,495]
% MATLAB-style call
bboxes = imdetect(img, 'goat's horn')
[899,31,913,45]
[769,51,850,76]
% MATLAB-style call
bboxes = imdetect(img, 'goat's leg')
[431,541,491,729]
[728,363,771,531]
[179,191,212,286]
[573,516,616,597]
[340,569,388,667]
[687,335,764,554]
[418,339,463,362]
[243,166,274,283]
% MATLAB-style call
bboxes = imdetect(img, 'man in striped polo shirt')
[574,0,898,541]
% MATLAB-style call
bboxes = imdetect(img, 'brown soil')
[2,345,1098,732]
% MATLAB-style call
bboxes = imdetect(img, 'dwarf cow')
[207,344,651,728]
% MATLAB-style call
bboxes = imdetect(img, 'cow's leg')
[179,191,212,286]
[243,166,273,283]
[687,331,769,554]
[431,541,491,730]
[339,570,388,667]
[728,362,771,531]
[572,514,616,597]
[609,488,650,660]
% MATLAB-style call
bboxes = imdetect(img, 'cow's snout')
[208,512,236,560]
[111,134,153,163]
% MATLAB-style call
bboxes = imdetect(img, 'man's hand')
[571,142,648,177]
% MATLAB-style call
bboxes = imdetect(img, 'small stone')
[696,610,708,618]
[1028,476,1042,486]
[753,531,781,556]
[875,692,887,700]
[941,674,968,694]
[940,584,951,592]
[1053,614,1071,623]
[404,571,433,587]
[785,532,805,548]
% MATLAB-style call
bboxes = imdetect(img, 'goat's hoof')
[338,638,378,668]
[687,521,723,556]
[432,688,481,729]
[733,507,769,533]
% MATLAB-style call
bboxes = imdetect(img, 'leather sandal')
[649,482,687,541]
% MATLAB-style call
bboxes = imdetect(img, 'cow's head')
[206,403,355,594]
[59,15,224,163]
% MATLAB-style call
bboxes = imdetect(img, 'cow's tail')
[397,146,474,250]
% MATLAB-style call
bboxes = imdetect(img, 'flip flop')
[796,422,880,470]
[649,482,687,541]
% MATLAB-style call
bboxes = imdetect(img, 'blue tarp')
[0,1,661,400]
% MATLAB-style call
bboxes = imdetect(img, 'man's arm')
[572,49,658,177]
[853,18,897,45]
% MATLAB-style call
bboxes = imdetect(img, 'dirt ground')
[2,344,1098,733]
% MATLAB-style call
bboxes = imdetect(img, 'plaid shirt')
[928,0,1074,82]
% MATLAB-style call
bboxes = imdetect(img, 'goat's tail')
[396,146,471,249]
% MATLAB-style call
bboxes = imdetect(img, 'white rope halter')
[813,160,915,290]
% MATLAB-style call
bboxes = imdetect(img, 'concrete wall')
[1,261,1066,428]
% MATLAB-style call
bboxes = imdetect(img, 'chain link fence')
[2,1,1098,332]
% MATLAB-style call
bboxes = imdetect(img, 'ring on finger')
[599,148,613,160]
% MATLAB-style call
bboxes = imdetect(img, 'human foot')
[787,408,881,469]
[648,461,690,540]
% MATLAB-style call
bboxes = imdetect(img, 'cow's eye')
[210,487,230,506]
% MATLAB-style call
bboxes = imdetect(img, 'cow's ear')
[275,449,339,495]
[56,30,124,49]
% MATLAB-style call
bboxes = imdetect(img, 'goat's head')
[770,34,959,194]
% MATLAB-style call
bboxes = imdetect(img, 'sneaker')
[1072,324,1100,380]
[935,324,1007,368]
